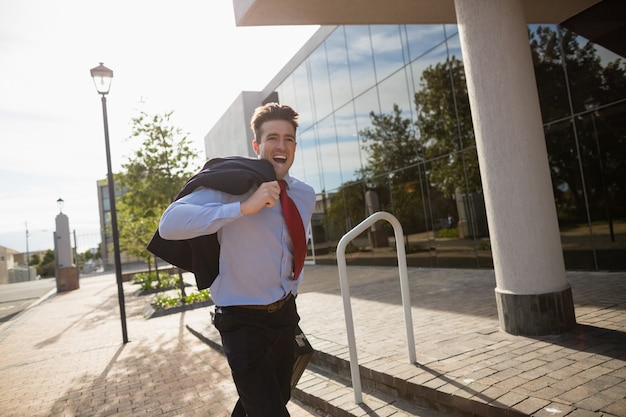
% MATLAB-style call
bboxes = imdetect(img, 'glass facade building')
[264,24,625,271]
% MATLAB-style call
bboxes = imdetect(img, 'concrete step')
[186,320,472,417]
[294,367,452,417]
[302,335,528,417]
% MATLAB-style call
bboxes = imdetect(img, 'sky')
[0,0,318,253]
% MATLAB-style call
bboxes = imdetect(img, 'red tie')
[278,180,306,279]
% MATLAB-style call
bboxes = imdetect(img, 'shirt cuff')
[223,201,243,218]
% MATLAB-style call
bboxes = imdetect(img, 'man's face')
[253,119,297,180]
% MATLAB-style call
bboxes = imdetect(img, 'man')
[158,103,316,417]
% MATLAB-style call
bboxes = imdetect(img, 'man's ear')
[252,139,260,155]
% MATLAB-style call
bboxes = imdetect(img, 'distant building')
[96,179,142,270]
[0,245,38,284]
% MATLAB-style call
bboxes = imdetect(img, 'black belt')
[225,293,293,313]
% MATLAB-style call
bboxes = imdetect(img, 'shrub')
[153,289,211,310]
[436,227,459,239]
[133,271,178,291]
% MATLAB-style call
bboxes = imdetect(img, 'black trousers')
[213,296,299,417]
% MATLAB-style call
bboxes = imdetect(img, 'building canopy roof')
[233,0,625,61]
[232,0,599,26]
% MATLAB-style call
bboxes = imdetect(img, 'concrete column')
[55,213,79,292]
[454,0,576,335]
[55,213,73,267]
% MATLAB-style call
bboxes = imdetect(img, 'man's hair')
[250,103,299,141]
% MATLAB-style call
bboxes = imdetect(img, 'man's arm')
[159,181,281,240]
[159,188,242,240]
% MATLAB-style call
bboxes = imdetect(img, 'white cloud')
[0,0,318,251]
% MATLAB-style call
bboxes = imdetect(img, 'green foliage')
[352,25,626,239]
[324,181,367,240]
[133,271,179,291]
[184,289,211,304]
[436,227,459,239]
[405,242,428,254]
[358,104,422,181]
[115,111,200,262]
[530,26,626,222]
[36,249,56,278]
[153,289,211,310]
[414,56,480,198]
[153,292,181,309]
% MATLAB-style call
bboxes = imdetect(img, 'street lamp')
[25,222,31,281]
[584,98,615,243]
[57,198,64,213]
[90,62,128,343]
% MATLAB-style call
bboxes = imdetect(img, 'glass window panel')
[377,67,413,120]
[325,27,353,111]
[308,47,334,121]
[344,25,376,98]
[409,42,448,98]
[563,28,625,115]
[291,64,314,131]
[412,42,466,161]
[290,125,307,182]
[295,127,322,192]
[323,180,367,247]
[267,22,626,272]
[370,25,405,82]
[405,24,446,62]
[529,24,571,124]
[353,88,380,134]
[276,74,297,110]
[317,115,343,192]
[544,119,596,270]
[445,32,462,58]
[577,105,626,270]
[334,104,363,184]
[444,24,458,39]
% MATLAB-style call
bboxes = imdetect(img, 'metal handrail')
[336,211,416,404]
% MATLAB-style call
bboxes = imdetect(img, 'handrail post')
[336,211,416,404]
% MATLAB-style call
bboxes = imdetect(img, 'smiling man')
[158,103,316,417]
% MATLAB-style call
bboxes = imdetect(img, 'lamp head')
[90,62,114,95]
[57,198,64,213]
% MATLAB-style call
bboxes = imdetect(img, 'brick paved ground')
[2,265,625,417]
[0,275,321,417]
[293,266,626,416]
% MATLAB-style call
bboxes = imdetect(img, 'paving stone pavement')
[291,265,626,417]
[1,265,625,417]
[0,274,322,417]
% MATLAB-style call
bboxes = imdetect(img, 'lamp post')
[90,62,128,343]
[584,99,615,243]
[25,222,31,281]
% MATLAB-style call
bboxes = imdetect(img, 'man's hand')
[240,181,281,215]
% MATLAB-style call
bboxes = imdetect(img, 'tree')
[414,56,480,199]
[358,104,422,180]
[531,26,626,223]
[357,105,427,234]
[115,111,199,263]
[324,181,367,241]
[36,250,55,278]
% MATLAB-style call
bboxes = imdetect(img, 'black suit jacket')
[147,156,276,289]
